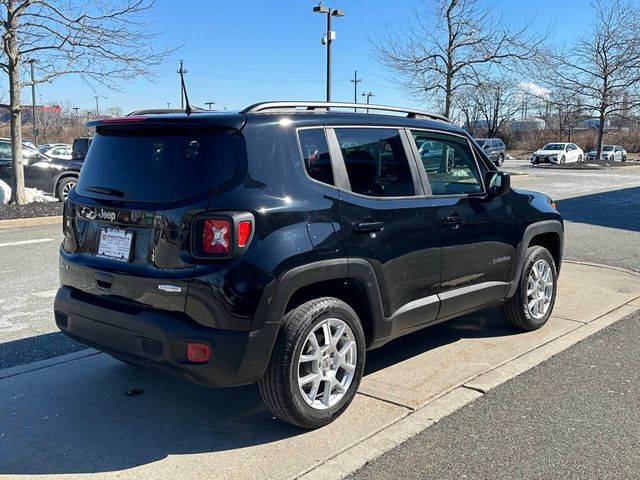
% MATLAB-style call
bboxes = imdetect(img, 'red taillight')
[237,220,252,248]
[202,219,231,254]
[187,343,211,363]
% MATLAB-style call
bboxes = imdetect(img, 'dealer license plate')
[96,228,133,262]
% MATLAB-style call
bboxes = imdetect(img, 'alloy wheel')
[297,317,357,410]
[526,259,554,319]
[62,181,76,200]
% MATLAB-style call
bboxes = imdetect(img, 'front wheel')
[560,155,566,164]
[258,297,366,428]
[500,246,557,331]
[577,154,583,162]
[496,154,504,167]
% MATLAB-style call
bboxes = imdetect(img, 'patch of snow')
[0,179,10,205]
[24,188,58,203]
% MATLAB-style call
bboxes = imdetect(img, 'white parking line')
[0,238,55,247]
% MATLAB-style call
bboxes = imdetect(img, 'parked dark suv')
[0,138,82,200]
[55,102,563,428]
[475,137,506,166]
[71,137,92,161]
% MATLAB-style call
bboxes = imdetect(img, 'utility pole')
[73,107,80,137]
[313,4,345,102]
[362,91,374,113]
[28,59,38,146]
[177,60,188,109]
[94,96,100,117]
[350,70,361,112]
[166,102,171,109]
[205,101,215,110]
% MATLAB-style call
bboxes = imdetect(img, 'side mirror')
[485,171,511,197]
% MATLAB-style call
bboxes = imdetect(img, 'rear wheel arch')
[285,277,375,344]
[260,259,385,346]
[54,173,79,194]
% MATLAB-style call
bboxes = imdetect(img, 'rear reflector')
[237,220,252,248]
[187,343,211,363]
[202,219,231,254]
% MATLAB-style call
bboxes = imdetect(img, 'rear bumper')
[54,286,279,388]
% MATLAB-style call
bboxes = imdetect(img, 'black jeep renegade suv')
[55,101,563,428]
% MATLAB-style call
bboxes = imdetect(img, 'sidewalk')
[1,262,639,480]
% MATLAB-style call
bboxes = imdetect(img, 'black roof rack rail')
[127,107,206,116]
[241,101,449,122]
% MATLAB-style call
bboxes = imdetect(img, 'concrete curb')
[299,295,640,479]
[0,215,62,229]
[564,258,640,276]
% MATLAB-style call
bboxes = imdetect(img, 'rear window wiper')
[84,185,125,197]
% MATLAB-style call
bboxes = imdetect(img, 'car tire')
[496,154,504,166]
[622,155,627,162]
[56,177,77,201]
[577,154,582,162]
[500,246,557,331]
[560,155,566,164]
[258,297,366,429]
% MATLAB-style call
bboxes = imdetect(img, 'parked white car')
[39,144,72,160]
[530,143,583,164]
[586,145,627,162]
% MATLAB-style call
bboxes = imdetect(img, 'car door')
[329,126,442,335]
[408,129,518,319]
[483,140,496,161]
[613,146,622,161]
[22,149,56,192]
[0,141,14,185]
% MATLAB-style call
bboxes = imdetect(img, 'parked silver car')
[586,145,627,162]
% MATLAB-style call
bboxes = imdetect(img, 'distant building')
[510,118,546,131]
[576,117,612,130]
[0,104,61,123]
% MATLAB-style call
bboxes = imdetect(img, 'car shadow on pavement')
[1,308,522,475]
[0,331,86,370]
[365,307,519,375]
[556,186,640,232]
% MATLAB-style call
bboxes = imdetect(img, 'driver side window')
[411,131,482,195]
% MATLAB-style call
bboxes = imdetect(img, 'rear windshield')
[76,125,235,203]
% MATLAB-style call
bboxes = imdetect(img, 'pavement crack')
[462,385,487,395]
[357,391,415,411]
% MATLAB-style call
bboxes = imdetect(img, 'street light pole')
[28,59,37,146]
[73,107,79,137]
[313,4,344,102]
[205,101,215,110]
[362,91,374,113]
[350,70,361,112]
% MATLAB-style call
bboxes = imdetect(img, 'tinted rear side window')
[298,128,334,186]
[335,128,415,197]
[77,126,235,203]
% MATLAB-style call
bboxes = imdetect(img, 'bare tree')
[35,103,63,143]
[373,0,545,118]
[456,78,521,137]
[0,0,172,204]
[540,0,640,160]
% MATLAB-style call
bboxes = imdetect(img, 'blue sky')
[27,0,595,114]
